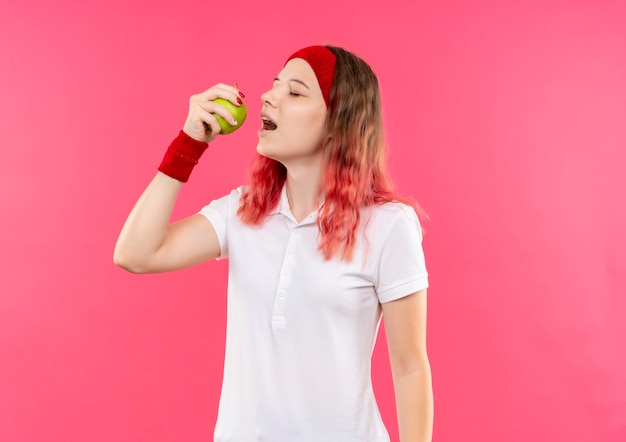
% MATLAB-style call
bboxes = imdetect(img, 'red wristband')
[158,131,209,182]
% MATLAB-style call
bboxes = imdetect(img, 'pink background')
[1,0,625,441]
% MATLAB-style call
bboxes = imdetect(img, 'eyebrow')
[273,77,310,89]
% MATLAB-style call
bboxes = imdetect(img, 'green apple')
[212,98,247,135]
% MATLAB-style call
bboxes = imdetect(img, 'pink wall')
[1,0,625,441]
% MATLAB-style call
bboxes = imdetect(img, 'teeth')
[261,117,277,130]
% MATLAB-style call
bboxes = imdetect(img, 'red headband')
[286,45,337,108]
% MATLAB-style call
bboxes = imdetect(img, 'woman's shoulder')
[200,185,248,213]
[361,201,423,242]
[215,185,249,203]
[367,201,420,223]
[230,185,249,197]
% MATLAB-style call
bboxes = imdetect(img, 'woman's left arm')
[381,288,433,442]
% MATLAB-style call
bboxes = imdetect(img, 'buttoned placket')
[271,214,315,330]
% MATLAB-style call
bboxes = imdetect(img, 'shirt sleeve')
[375,205,429,303]
[198,190,239,260]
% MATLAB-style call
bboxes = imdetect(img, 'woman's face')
[256,58,328,166]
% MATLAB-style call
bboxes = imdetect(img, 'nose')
[260,88,276,107]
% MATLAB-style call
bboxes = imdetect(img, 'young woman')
[114,45,433,442]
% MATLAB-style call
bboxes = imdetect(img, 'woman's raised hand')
[183,83,243,143]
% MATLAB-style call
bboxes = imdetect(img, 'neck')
[284,156,323,223]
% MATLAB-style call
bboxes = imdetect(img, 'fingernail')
[237,98,243,105]
[232,118,238,125]
[239,91,245,98]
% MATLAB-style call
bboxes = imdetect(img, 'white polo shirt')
[199,186,428,442]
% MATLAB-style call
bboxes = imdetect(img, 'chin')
[256,142,278,161]
[256,141,268,157]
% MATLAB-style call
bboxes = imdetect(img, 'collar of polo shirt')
[269,185,319,224]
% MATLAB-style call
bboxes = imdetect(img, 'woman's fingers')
[197,99,239,125]
[196,83,242,106]
[183,83,244,143]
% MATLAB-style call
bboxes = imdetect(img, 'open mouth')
[261,117,277,131]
